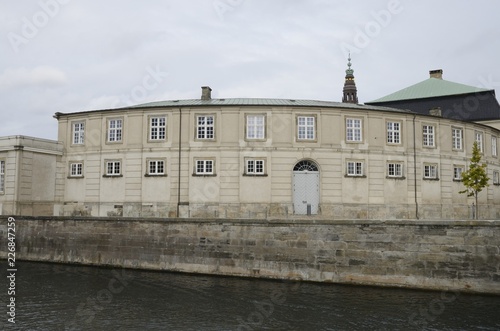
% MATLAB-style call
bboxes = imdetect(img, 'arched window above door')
[293,160,319,172]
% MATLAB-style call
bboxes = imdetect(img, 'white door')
[292,160,320,215]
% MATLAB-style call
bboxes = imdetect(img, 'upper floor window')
[297,116,315,140]
[386,122,401,144]
[150,116,166,141]
[494,171,500,185]
[72,122,85,145]
[424,164,438,179]
[197,115,215,140]
[492,136,498,157]
[422,125,435,147]
[69,162,83,177]
[195,159,214,175]
[475,131,483,152]
[346,118,362,142]
[453,166,463,181]
[105,161,121,176]
[108,119,123,142]
[387,162,403,178]
[148,160,165,176]
[346,161,364,176]
[452,128,463,150]
[0,160,5,193]
[246,115,265,140]
[245,159,265,175]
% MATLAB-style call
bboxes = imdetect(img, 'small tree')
[460,141,489,219]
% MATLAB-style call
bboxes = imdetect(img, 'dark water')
[1,261,500,331]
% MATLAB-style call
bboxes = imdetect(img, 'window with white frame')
[195,160,214,175]
[422,125,435,147]
[387,162,403,178]
[0,160,5,192]
[297,116,315,140]
[197,115,215,140]
[423,164,438,179]
[106,161,121,176]
[494,171,500,185]
[492,136,497,157]
[72,122,85,145]
[148,160,165,176]
[150,116,166,141]
[69,162,83,177]
[452,128,463,150]
[246,115,265,140]
[108,119,123,142]
[453,166,464,181]
[245,159,265,175]
[346,161,364,176]
[386,122,401,144]
[346,118,362,142]
[475,131,483,152]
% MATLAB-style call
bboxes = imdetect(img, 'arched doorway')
[292,160,319,215]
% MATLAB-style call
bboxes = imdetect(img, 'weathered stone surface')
[0,217,499,295]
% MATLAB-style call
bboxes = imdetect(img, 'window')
[70,163,83,177]
[346,161,363,176]
[0,160,5,193]
[423,164,438,179]
[108,119,123,142]
[72,122,85,145]
[195,160,214,175]
[452,128,463,150]
[106,161,121,176]
[297,116,315,140]
[148,160,165,176]
[246,115,265,140]
[387,163,403,178]
[387,122,401,144]
[475,131,483,152]
[346,118,362,142]
[423,125,435,147]
[492,136,497,157]
[150,117,166,141]
[494,171,500,185]
[197,115,215,140]
[453,166,463,181]
[245,159,265,175]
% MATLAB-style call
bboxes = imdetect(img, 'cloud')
[0,66,68,89]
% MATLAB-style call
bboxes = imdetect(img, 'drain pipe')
[413,114,419,219]
[176,107,182,218]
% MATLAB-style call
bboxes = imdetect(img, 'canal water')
[2,261,500,330]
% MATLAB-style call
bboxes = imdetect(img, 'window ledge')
[243,174,268,177]
[386,176,406,180]
[493,183,500,186]
[423,177,440,181]
[453,179,462,182]
[344,175,366,178]
[102,174,123,178]
[67,176,84,179]
[145,174,167,177]
[192,174,217,177]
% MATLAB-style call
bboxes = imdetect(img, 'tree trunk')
[475,191,478,220]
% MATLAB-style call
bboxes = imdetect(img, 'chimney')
[429,107,442,117]
[201,86,212,100]
[429,69,443,79]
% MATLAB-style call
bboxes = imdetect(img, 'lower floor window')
[424,164,438,179]
[347,161,363,176]
[106,161,121,176]
[0,160,5,192]
[453,166,463,181]
[148,160,165,175]
[70,163,83,177]
[387,163,403,178]
[246,159,265,175]
[494,171,500,185]
[196,160,214,175]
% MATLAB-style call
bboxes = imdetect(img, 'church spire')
[342,53,358,104]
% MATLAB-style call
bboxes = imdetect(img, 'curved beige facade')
[55,98,500,219]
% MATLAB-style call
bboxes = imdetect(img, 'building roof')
[368,78,492,103]
[56,98,414,118]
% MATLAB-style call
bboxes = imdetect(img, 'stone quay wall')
[0,217,499,294]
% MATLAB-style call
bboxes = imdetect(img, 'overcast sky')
[1,0,500,140]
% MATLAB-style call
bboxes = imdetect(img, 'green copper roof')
[369,78,492,103]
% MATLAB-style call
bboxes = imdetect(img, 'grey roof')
[56,98,414,117]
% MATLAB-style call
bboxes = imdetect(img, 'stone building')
[53,62,500,219]
[0,136,63,215]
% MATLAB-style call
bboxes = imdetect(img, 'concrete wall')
[1,217,499,294]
